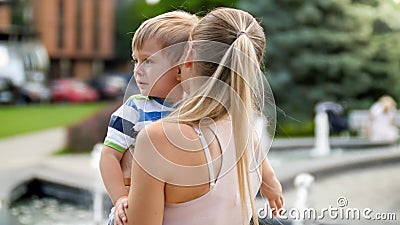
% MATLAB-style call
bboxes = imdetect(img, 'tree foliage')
[240,0,400,122]
[114,0,237,60]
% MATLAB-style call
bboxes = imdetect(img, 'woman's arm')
[124,126,165,225]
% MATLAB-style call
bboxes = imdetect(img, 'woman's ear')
[183,47,194,68]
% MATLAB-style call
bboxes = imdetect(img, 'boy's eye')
[144,59,153,64]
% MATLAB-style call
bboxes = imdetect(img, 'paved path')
[0,127,66,170]
[277,163,400,225]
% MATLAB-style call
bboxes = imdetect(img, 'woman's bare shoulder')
[134,121,205,182]
[136,121,200,154]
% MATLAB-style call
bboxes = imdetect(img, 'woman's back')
[161,119,261,225]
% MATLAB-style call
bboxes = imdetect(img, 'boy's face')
[132,38,180,99]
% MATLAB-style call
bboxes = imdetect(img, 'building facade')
[32,0,114,79]
[0,0,12,29]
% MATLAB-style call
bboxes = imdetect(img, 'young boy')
[99,11,198,225]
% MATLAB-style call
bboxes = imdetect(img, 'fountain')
[0,199,19,225]
[311,111,330,157]
[4,142,111,225]
[90,143,106,225]
[293,173,315,225]
[310,102,350,156]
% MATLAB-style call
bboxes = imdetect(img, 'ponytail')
[167,8,267,225]
[231,31,265,225]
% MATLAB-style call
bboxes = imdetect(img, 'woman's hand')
[114,196,128,225]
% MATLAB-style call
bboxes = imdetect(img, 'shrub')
[275,121,314,137]
[66,101,121,153]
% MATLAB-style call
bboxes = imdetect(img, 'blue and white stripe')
[104,94,175,153]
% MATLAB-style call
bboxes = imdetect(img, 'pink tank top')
[163,121,262,225]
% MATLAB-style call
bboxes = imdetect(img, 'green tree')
[240,0,400,125]
[10,0,31,26]
[114,0,238,60]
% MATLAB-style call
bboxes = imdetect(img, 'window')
[93,0,100,50]
[76,0,83,49]
[57,0,65,49]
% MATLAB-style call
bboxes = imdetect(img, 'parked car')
[86,74,128,100]
[51,79,99,103]
[0,43,26,88]
[0,77,17,104]
[0,40,51,104]
[20,81,51,103]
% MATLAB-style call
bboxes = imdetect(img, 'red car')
[51,79,99,102]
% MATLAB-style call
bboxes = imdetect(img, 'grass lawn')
[0,102,108,138]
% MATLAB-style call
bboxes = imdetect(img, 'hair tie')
[236,31,248,38]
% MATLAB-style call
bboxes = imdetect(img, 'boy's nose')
[133,65,144,77]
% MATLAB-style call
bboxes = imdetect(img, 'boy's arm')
[100,96,139,204]
[252,124,283,215]
[260,158,283,215]
[99,145,129,205]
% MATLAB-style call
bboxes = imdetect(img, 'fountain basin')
[271,137,397,151]
[8,179,111,225]
[269,146,400,190]
[0,154,111,225]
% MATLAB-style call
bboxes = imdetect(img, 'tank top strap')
[192,127,216,189]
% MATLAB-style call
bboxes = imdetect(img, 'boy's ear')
[176,67,181,81]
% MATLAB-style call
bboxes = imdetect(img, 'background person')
[366,95,399,142]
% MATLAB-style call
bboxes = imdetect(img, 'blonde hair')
[168,8,266,225]
[132,11,199,64]
[379,95,397,113]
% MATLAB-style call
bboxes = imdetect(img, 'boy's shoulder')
[124,94,172,111]
[127,94,172,106]
[125,94,151,106]
[128,94,149,101]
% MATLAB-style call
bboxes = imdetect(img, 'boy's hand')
[114,196,128,225]
[261,176,284,216]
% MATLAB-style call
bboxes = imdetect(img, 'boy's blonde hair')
[132,11,199,63]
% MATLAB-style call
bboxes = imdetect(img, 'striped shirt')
[104,94,175,153]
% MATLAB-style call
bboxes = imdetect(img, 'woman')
[123,8,283,225]
[367,95,398,142]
